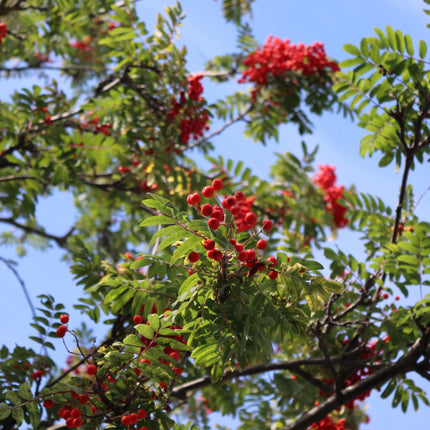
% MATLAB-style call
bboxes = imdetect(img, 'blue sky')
[1,0,430,428]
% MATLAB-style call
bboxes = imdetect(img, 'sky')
[1,0,430,428]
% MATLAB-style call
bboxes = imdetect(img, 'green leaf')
[18,382,33,401]
[404,34,414,56]
[419,40,427,59]
[386,26,397,51]
[140,215,175,227]
[147,313,160,331]
[343,44,361,57]
[136,324,154,340]
[123,334,143,347]
[0,404,10,420]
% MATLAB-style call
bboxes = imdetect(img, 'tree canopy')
[0,1,430,429]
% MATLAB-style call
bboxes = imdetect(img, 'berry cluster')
[56,314,69,338]
[70,36,94,52]
[0,23,6,45]
[81,114,113,136]
[167,74,209,144]
[310,415,345,430]
[187,180,278,280]
[56,406,84,429]
[313,165,348,229]
[238,36,340,87]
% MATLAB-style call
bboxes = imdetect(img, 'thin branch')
[0,255,36,318]
[187,107,252,150]
[0,217,74,248]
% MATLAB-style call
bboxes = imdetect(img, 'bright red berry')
[269,271,278,280]
[262,219,273,231]
[267,256,277,267]
[129,413,138,424]
[124,252,133,260]
[133,314,143,324]
[86,364,97,375]
[246,249,256,261]
[121,415,131,426]
[211,209,224,221]
[207,218,220,230]
[212,179,223,190]
[245,211,257,226]
[71,408,81,418]
[187,193,201,205]
[60,314,69,324]
[202,186,214,198]
[201,203,213,216]
[257,239,267,250]
[56,325,67,338]
[188,252,199,263]
[203,239,215,250]
[234,191,246,201]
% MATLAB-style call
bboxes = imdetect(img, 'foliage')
[0,1,429,429]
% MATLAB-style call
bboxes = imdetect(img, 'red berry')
[212,179,223,190]
[72,418,82,428]
[129,413,138,424]
[86,364,97,375]
[262,219,273,231]
[245,211,257,226]
[267,256,277,267]
[238,251,247,262]
[230,205,241,215]
[234,191,246,201]
[139,427,149,430]
[71,408,81,418]
[133,314,143,324]
[246,249,256,261]
[229,238,237,245]
[269,271,278,280]
[207,218,220,230]
[257,239,267,250]
[187,193,201,205]
[60,314,69,324]
[66,417,74,428]
[211,209,224,222]
[173,367,183,375]
[203,239,215,250]
[43,399,54,409]
[202,186,214,198]
[382,293,389,299]
[169,350,180,361]
[121,415,131,426]
[212,250,223,261]
[137,409,148,419]
[124,252,133,260]
[56,325,67,338]
[188,252,199,263]
[222,196,236,209]
[235,243,244,252]
[201,203,213,216]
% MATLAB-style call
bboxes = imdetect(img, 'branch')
[282,330,430,430]
[187,107,252,150]
[0,217,74,248]
[171,354,364,400]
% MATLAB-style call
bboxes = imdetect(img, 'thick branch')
[282,331,430,430]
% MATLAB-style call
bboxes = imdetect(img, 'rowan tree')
[0,1,430,429]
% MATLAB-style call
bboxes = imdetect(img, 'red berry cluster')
[313,165,348,229]
[57,406,84,428]
[167,74,209,144]
[133,303,185,376]
[0,23,6,45]
[56,314,69,338]
[70,36,93,52]
[310,415,345,430]
[81,114,113,136]
[238,36,340,87]
[187,180,278,280]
